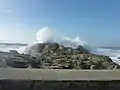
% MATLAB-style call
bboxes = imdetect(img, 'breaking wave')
[18,27,120,65]
[18,27,87,54]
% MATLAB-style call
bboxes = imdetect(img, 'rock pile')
[0,43,119,69]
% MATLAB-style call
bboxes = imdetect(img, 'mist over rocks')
[23,42,89,56]
[18,27,87,54]
[61,36,86,48]
[36,27,55,43]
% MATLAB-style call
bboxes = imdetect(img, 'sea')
[0,43,120,65]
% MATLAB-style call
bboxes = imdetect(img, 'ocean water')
[0,44,26,53]
[90,47,120,64]
[0,43,120,65]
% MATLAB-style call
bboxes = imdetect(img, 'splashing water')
[18,27,86,54]
[1,27,120,64]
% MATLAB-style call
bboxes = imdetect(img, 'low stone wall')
[0,80,120,90]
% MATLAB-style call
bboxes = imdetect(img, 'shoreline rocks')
[0,43,119,69]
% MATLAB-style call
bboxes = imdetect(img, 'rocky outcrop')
[39,53,118,69]
[25,42,117,69]
[0,43,119,69]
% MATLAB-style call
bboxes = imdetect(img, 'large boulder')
[0,51,37,68]
[76,45,89,54]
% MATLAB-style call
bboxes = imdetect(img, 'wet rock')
[76,45,89,54]
[12,60,28,68]
[9,50,19,54]
[118,57,120,59]
[44,43,59,51]
[0,51,37,68]
[0,58,8,68]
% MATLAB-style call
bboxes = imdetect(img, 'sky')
[0,0,120,46]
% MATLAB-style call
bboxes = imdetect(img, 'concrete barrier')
[0,68,120,81]
[0,68,120,90]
